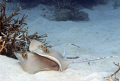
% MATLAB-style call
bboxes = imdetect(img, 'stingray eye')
[39,45,44,49]
[20,49,28,59]
[20,49,24,55]
[43,47,50,53]
[22,51,28,59]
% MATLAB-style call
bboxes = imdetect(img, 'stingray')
[14,40,117,74]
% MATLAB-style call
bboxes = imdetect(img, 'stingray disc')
[14,52,60,74]
[29,40,71,71]
[33,49,63,71]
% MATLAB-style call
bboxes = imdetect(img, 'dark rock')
[54,9,89,21]
[74,11,89,21]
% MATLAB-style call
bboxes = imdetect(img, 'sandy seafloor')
[0,1,120,81]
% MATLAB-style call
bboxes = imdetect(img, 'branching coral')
[0,0,49,59]
[107,62,120,81]
[0,36,5,53]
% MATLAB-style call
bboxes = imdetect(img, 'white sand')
[1,1,120,81]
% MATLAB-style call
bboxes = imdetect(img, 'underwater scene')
[0,0,120,81]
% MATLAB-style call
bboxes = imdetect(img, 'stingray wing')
[29,40,43,52]
[33,50,63,71]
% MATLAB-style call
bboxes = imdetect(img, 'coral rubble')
[0,0,48,59]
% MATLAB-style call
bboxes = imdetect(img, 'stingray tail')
[71,56,118,63]
[63,43,80,58]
